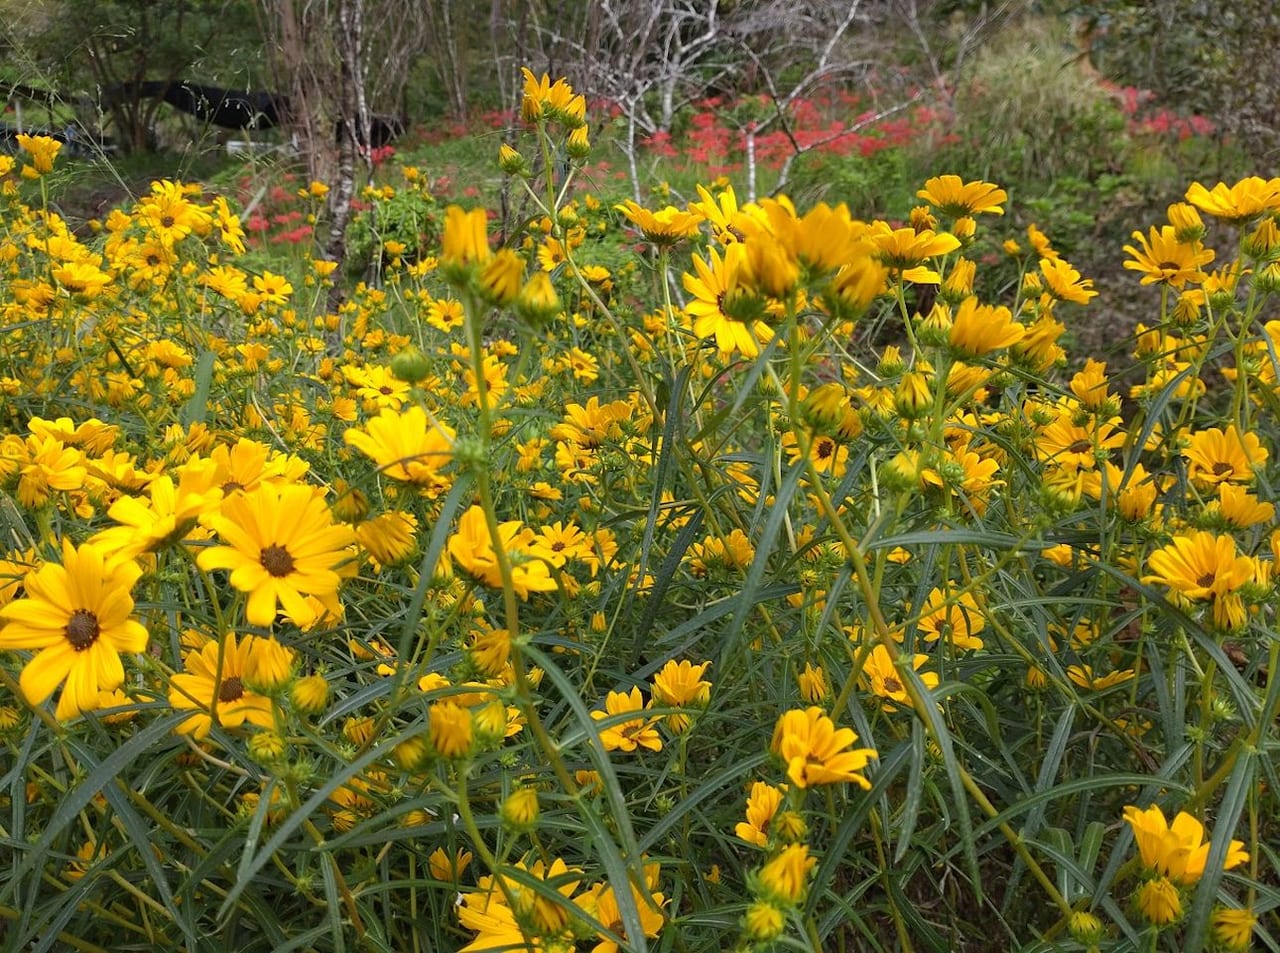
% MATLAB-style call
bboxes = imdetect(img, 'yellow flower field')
[0,72,1278,952]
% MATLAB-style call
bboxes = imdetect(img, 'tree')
[2,0,263,154]
[258,0,425,270]
[1063,0,1280,170]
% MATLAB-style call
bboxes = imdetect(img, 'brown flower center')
[1211,461,1233,476]
[65,609,101,651]
[260,544,296,577]
[1068,440,1093,455]
[161,215,176,229]
[1196,572,1216,589]
[218,676,244,703]
[222,480,245,494]
[884,676,902,694]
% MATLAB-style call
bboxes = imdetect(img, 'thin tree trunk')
[325,0,366,290]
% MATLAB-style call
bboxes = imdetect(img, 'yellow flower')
[0,540,148,720]
[1183,425,1267,487]
[870,222,961,283]
[566,124,591,158]
[1144,532,1255,602]
[466,626,511,677]
[796,662,829,702]
[446,505,556,598]
[916,175,1007,217]
[17,133,61,174]
[1123,226,1214,288]
[456,875,535,952]
[921,444,1002,515]
[515,270,562,324]
[52,261,112,298]
[690,182,743,242]
[441,205,492,269]
[169,633,277,739]
[1213,907,1258,951]
[860,643,938,710]
[15,434,88,508]
[343,364,412,411]
[616,199,704,246]
[427,846,473,882]
[428,700,474,758]
[343,405,455,488]
[786,430,850,478]
[243,635,295,691]
[197,483,355,628]
[940,256,976,300]
[1065,664,1135,692]
[498,142,526,175]
[1123,803,1248,884]
[1038,257,1097,304]
[252,271,293,305]
[355,510,418,570]
[651,659,711,733]
[735,781,786,847]
[916,587,985,651]
[137,179,212,245]
[426,296,466,332]
[683,243,774,358]
[1214,483,1275,528]
[478,248,525,305]
[686,527,755,577]
[1134,876,1181,926]
[90,464,223,560]
[291,673,330,714]
[520,68,585,126]
[579,862,666,953]
[1067,910,1106,945]
[948,296,1025,356]
[743,900,786,941]
[500,786,540,830]
[1069,358,1111,410]
[528,520,590,568]
[770,707,876,789]
[592,686,662,752]
[1032,411,1125,472]
[1185,176,1280,225]
[756,843,816,905]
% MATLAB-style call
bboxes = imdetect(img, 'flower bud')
[566,125,591,159]
[743,900,785,942]
[291,674,330,714]
[428,701,475,759]
[245,636,295,693]
[390,346,431,384]
[393,734,430,771]
[1068,910,1105,945]
[515,271,563,326]
[248,731,287,764]
[498,143,528,176]
[895,371,933,419]
[479,248,525,306]
[501,786,540,831]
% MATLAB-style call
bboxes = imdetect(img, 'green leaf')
[181,349,217,426]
